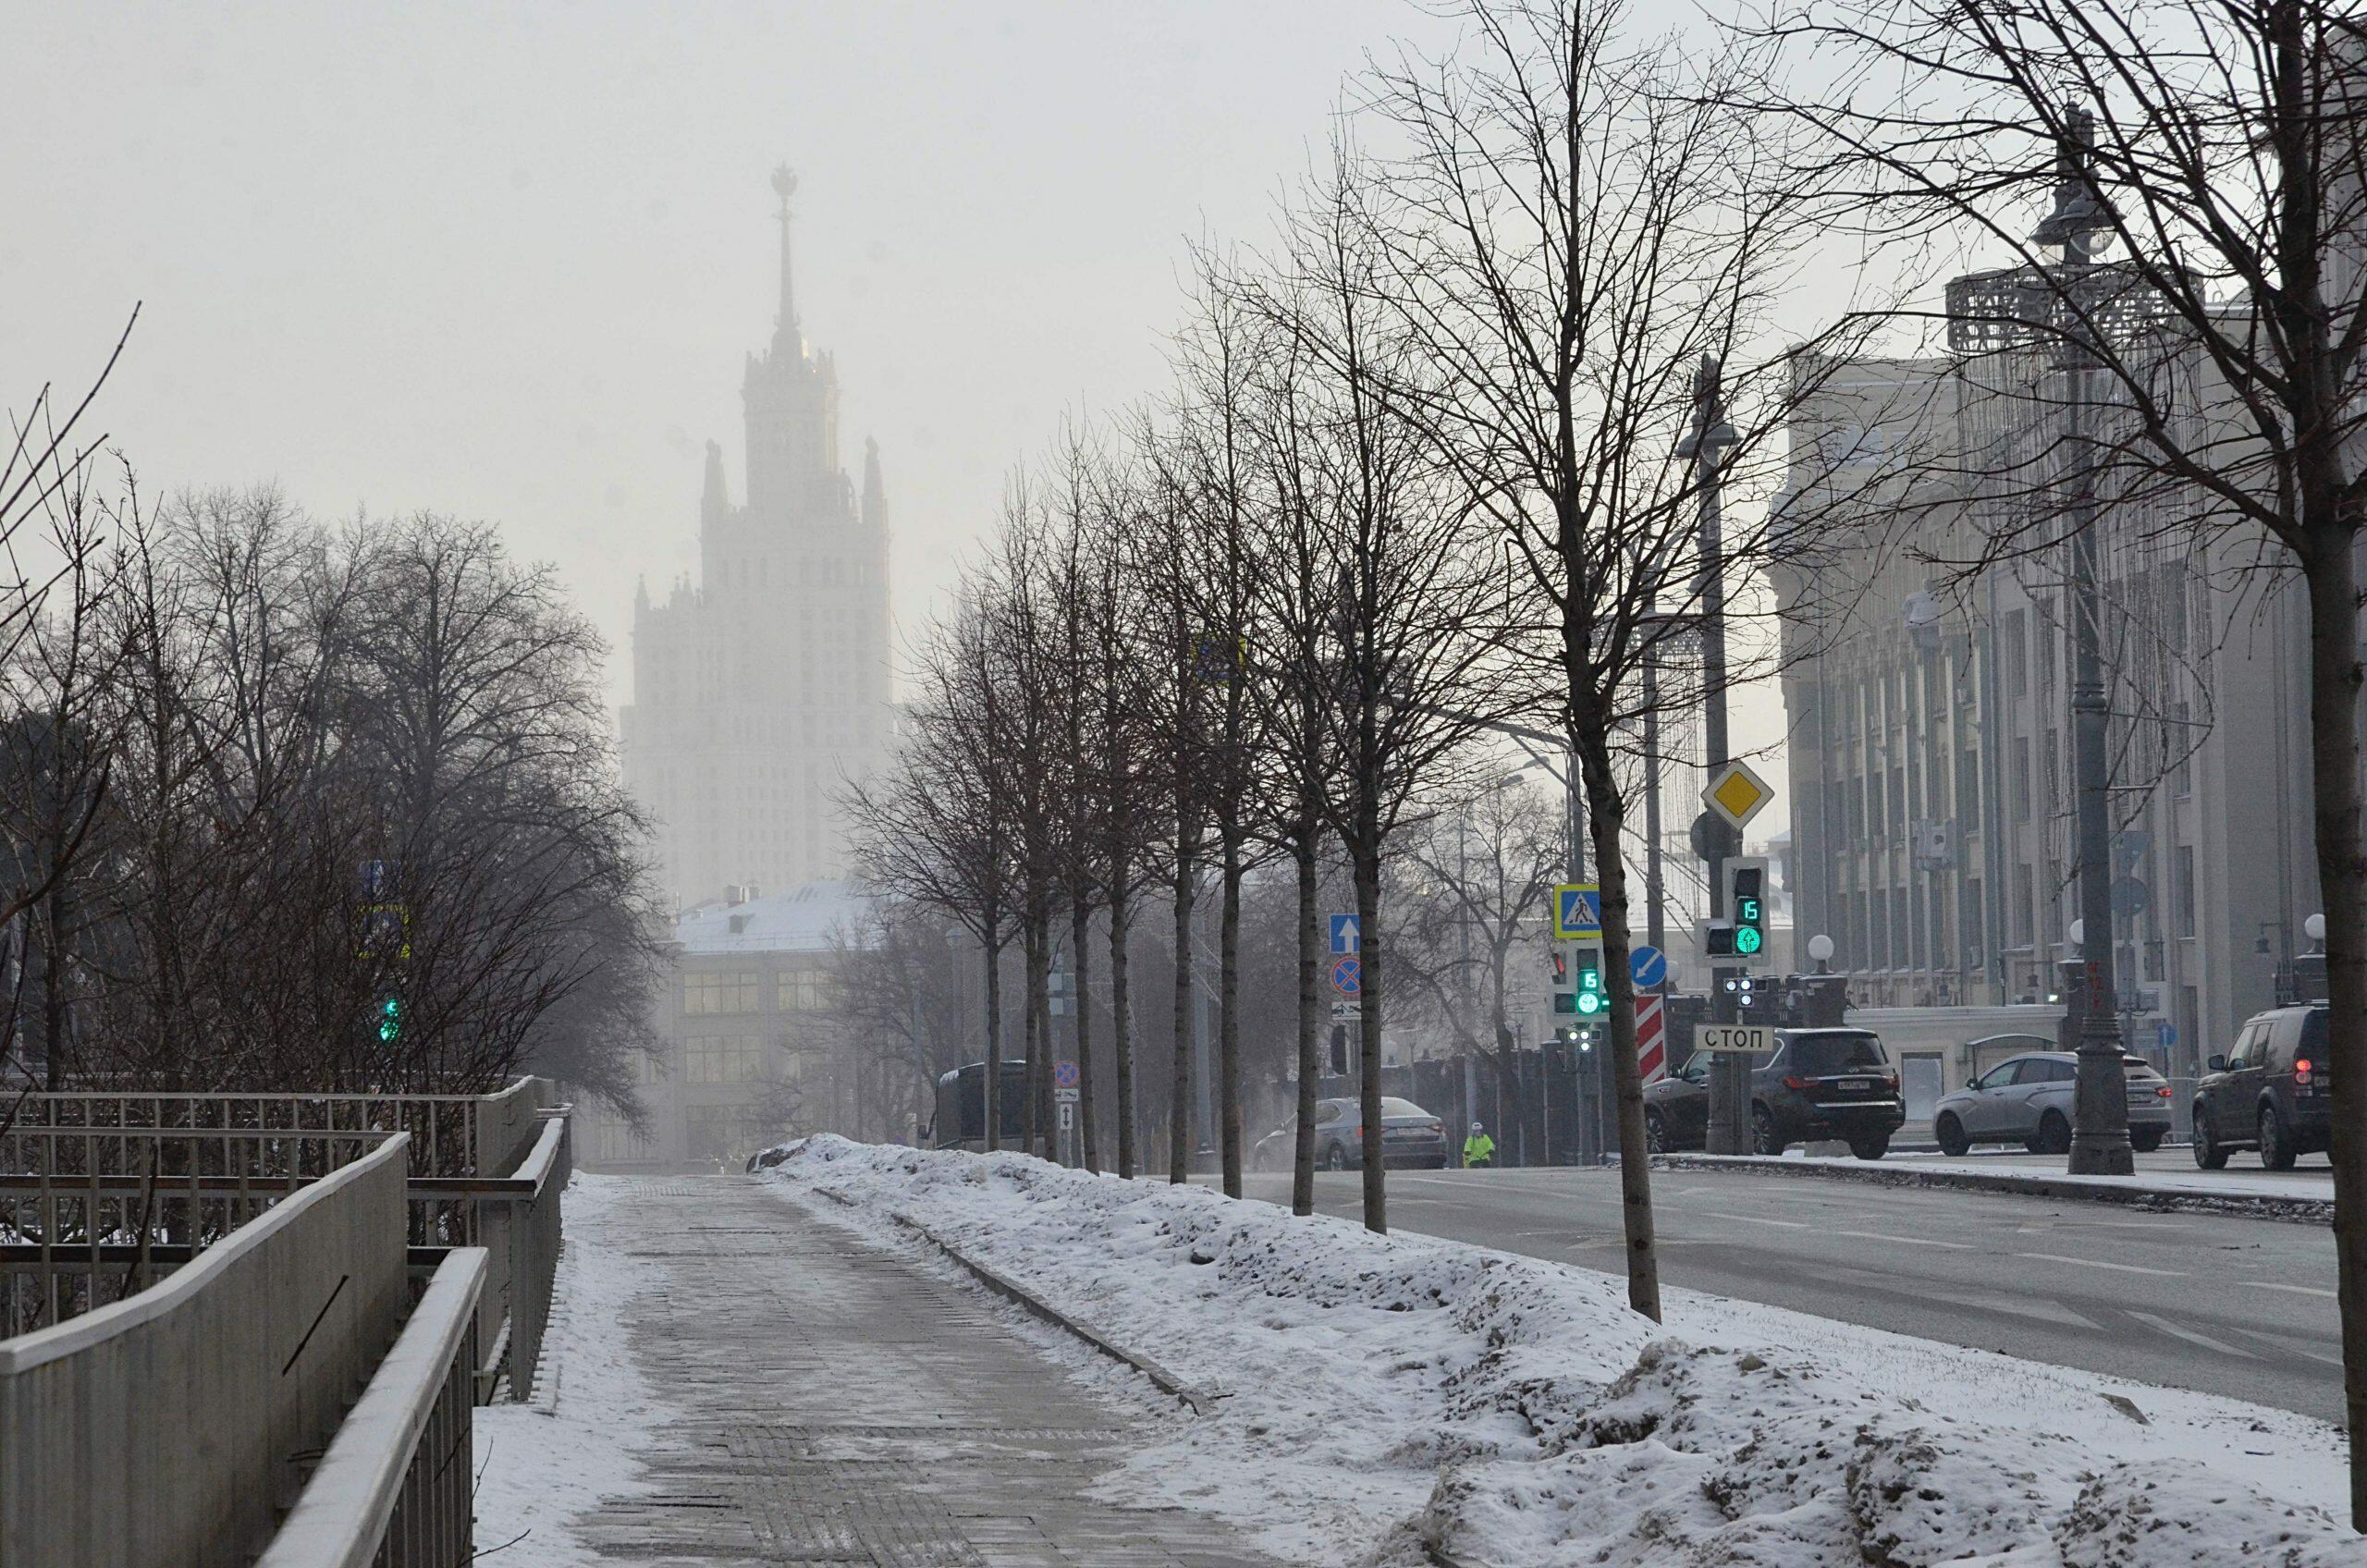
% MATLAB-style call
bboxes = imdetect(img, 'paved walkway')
[568,1176,1277,1567]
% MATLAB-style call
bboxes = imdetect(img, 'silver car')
[1932,1050,2172,1156]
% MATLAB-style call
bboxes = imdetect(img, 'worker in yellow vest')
[1463,1121,1496,1169]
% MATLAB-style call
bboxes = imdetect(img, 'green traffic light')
[1576,990,1603,1014]
[1735,925,1763,956]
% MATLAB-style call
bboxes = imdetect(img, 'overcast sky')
[6,0,1793,832]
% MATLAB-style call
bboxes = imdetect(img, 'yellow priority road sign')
[1701,760,1773,832]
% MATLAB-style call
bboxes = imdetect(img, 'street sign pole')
[1683,360,1746,1156]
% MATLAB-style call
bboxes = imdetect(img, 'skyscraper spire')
[769,165,799,347]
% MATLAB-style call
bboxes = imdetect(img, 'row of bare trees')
[844,0,1905,1324]
[3,349,663,1111]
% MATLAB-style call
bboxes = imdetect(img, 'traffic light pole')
[1685,358,1748,1157]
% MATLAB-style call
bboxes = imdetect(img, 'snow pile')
[768,1136,2362,1568]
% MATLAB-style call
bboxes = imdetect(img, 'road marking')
[2014,1252,2183,1277]
[2242,1280,2338,1299]
[1832,1230,1974,1250]
[1695,1210,1811,1230]
[2127,1309,2260,1361]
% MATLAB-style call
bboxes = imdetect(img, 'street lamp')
[1950,106,2135,1175]
[1808,932,1835,974]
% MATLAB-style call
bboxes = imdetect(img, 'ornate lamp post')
[1949,108,2135,1171]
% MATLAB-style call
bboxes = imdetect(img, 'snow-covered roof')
[675,880,874,955]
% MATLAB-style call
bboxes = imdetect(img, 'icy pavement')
[770,1136,2367,1568]
[473,1170,1280,1566]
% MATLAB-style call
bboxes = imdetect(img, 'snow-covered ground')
[472,1174,681,1566]
[771,1136,2364,1568]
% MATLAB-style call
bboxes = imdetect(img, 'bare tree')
[1366,0,1882,1314]
[1748,0,2367,1498]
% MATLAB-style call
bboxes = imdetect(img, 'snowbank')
[767,1136,2363,1568]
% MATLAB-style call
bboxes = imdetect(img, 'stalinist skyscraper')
[621,168,893,908]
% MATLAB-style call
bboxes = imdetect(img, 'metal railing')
[0,1133,414,1568]
[253,1248,484,1568]
[0,1079,567,1386]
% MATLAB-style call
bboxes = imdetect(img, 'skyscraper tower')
[620,167,893,908]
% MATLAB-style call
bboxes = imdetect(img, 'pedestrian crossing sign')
[1553,884,1601,941]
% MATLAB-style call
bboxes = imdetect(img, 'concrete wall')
[0,1133,411,1568]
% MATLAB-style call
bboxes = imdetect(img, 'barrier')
[0,1134,412,1568]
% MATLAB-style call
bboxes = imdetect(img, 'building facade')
[620,168,893,909]
[574,880,871,1170]
[1771,351,2320,1088]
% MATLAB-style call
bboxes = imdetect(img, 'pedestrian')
[1463,1121,1495,1170]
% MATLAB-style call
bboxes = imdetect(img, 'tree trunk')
[1110,876,1137,1178]
[1355,842,1385,1233]
[1170,843,1197,1183]
[1219,827,1245,1197]
[1576,717,1661,1322]
[2302,534,2367,1526]
[1073,900,1098,1173]
[1021,915,1040,1157]
[983,924,1003,1153]
[1292,827,1322,1216]
[1030,902,1055,1160]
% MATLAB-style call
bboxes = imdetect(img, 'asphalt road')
[1226,1164,2346,1425]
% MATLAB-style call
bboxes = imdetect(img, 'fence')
[252,1248,484,1568]
[0,1078,569,1390]
[0,1133,414,1568]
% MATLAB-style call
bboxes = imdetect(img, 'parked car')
[1932,1051,2172,1157]
[1250,1096,1448,1171]
[2195,1005,2334,1170]
[1643,1028,1905,1159]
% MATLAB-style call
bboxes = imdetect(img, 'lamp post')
[1683,357,1747,1155]
[1951,105,2133,1174]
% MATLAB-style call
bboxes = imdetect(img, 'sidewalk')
[523,1175,1279,1567]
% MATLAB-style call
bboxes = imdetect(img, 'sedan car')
[1644,1028,1905,1159]
[1932,1051,2172,1157]
[1250,1096,1448,1170]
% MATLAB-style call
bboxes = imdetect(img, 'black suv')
[1644,1028,1904,1159]
[2195,1004,2334,1170]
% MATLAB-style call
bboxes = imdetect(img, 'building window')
[2171,701,2193,796]
[686,1035,767,1083]
[778,970,831,1011]
[2013,862,2034,947]
[2003,608,2028,695]
[686,1104,776,1162]
[2177,845,2197,937]
[684,971,763,1015]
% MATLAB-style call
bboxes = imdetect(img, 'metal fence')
[0,1078,568,1400]
[0,1133,414,1568]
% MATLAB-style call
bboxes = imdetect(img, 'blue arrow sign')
[1329,913,1361,955]
[2155,1020,2176,1051]
[1631,945,1667,989]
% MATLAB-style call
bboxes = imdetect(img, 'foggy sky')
[6,0,1793,833]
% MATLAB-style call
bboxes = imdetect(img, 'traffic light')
[1723,856,1769,967]
[1551,941,1607,1016]
[377,995,401,1043]
[1573,949,1606,1015]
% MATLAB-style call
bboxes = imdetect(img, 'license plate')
[1839,1079,1870,1092]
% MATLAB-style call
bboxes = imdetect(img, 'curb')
[1652,1153,2336,1223]
[886,1211,1218,1415]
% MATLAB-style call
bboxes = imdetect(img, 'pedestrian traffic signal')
[377,996,401,1043]
[1723,856,1769,967]
[1574,952,1605,1015]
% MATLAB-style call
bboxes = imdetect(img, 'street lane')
[1224,1165,2345,1424]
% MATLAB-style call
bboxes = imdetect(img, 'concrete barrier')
[0,1133,412,1568]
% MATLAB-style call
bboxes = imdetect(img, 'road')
[1225,1165,2345,1424]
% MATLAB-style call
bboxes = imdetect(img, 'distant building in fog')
[575,880,871,1170]
[620,167,892,909]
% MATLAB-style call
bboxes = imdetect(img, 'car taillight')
[1883,1070,1899,1091]
[2296,1059,2313,1084]
[1783,1074,1811,1090]
[2155,1084,2173,1097]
